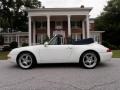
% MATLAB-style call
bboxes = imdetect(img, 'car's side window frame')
[48,35,73,45]
[49,37,58,45]
[48,35,65,45]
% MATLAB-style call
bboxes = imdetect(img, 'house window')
[37,34,47,44]
[72,33,81,41]
[4,36,9,43]
[36,21,47,29]
[71,21,82,29]
[55,21,63,29]
[9,36,13,42]
[12,36,16,42]
[94,35,100,43]
[90,33,101,44]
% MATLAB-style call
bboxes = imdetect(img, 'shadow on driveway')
[8,62,111,70]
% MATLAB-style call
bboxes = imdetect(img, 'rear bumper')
[99,52,112,62]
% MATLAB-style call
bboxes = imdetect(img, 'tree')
[0,0,41,32]
[0,35,4,45]
[95,0,120,49]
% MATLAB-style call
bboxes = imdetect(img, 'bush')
[3,46,10,51]
[0,35,4,45]
[118,46,120,50]
[9,42,18,49]
[22,43,28,47]
[102,41,118,50]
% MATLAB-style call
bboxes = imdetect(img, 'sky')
[40,0,109,18]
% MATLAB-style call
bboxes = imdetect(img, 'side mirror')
[44,42,48,47]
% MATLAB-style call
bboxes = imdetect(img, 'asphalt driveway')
[0,58,120,90]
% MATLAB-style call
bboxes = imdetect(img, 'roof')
[90,31,105,33]
[90,18,95,20]
[0,32,28,35]
[27,7,92,12]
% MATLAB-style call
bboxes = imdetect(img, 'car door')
[39,36,73,63]
[39,45,72,62]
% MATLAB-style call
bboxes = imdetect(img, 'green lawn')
[112,50,120,58]
[0,51,9,60]
[0,50,120,60]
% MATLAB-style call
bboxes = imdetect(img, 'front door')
[53,30,65,37]
[53,30,65,44]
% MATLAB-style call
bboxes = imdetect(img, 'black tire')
[80,51,99,69]
[17,52,36,69]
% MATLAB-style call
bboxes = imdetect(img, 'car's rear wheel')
[17,52,36,69]
[80,51,99,69]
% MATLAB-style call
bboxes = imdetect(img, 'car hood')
[15,45,43,51]
[9,45,43,55]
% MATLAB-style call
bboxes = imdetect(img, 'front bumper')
[7,54,17,63]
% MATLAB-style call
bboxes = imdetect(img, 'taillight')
[107,48,112,52]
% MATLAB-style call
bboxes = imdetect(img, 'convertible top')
[72,38,94,45]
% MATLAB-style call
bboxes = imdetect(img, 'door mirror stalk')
[44,42,48,47]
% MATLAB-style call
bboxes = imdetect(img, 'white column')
[86,15,90,38]
[33,21,36,45]
[18,34,20,47]
[82,20,85,39]
[28,16,32,46]
[68,15,71,37]
[47,15,50,38]
[16,35,17,42]
[7,36,9,43]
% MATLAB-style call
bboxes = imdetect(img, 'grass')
[0,50,120,60]
[0,51,9,60]
[112,50,120,58]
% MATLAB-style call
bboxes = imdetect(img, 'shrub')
[9,42,18,49]
[22,43,28,47]
[3,46,10,51]
[118,46,120,50]
[102,41,118,50]
[0,35,4,45]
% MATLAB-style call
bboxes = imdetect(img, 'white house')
[27,7,104,46]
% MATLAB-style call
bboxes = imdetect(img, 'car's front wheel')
[17,52,36,69]
[80,51,99,69]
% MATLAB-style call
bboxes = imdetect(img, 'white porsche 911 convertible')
[8,35,112,69]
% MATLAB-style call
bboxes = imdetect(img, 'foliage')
[3,46,10,51]
[22,43,28,47]
[9,41,18,49]
[0,35,4,45]
[95,0,120,48]
[0,0,41,32]
[102,41,119,50]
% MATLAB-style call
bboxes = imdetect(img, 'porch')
[27,8,92,45]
